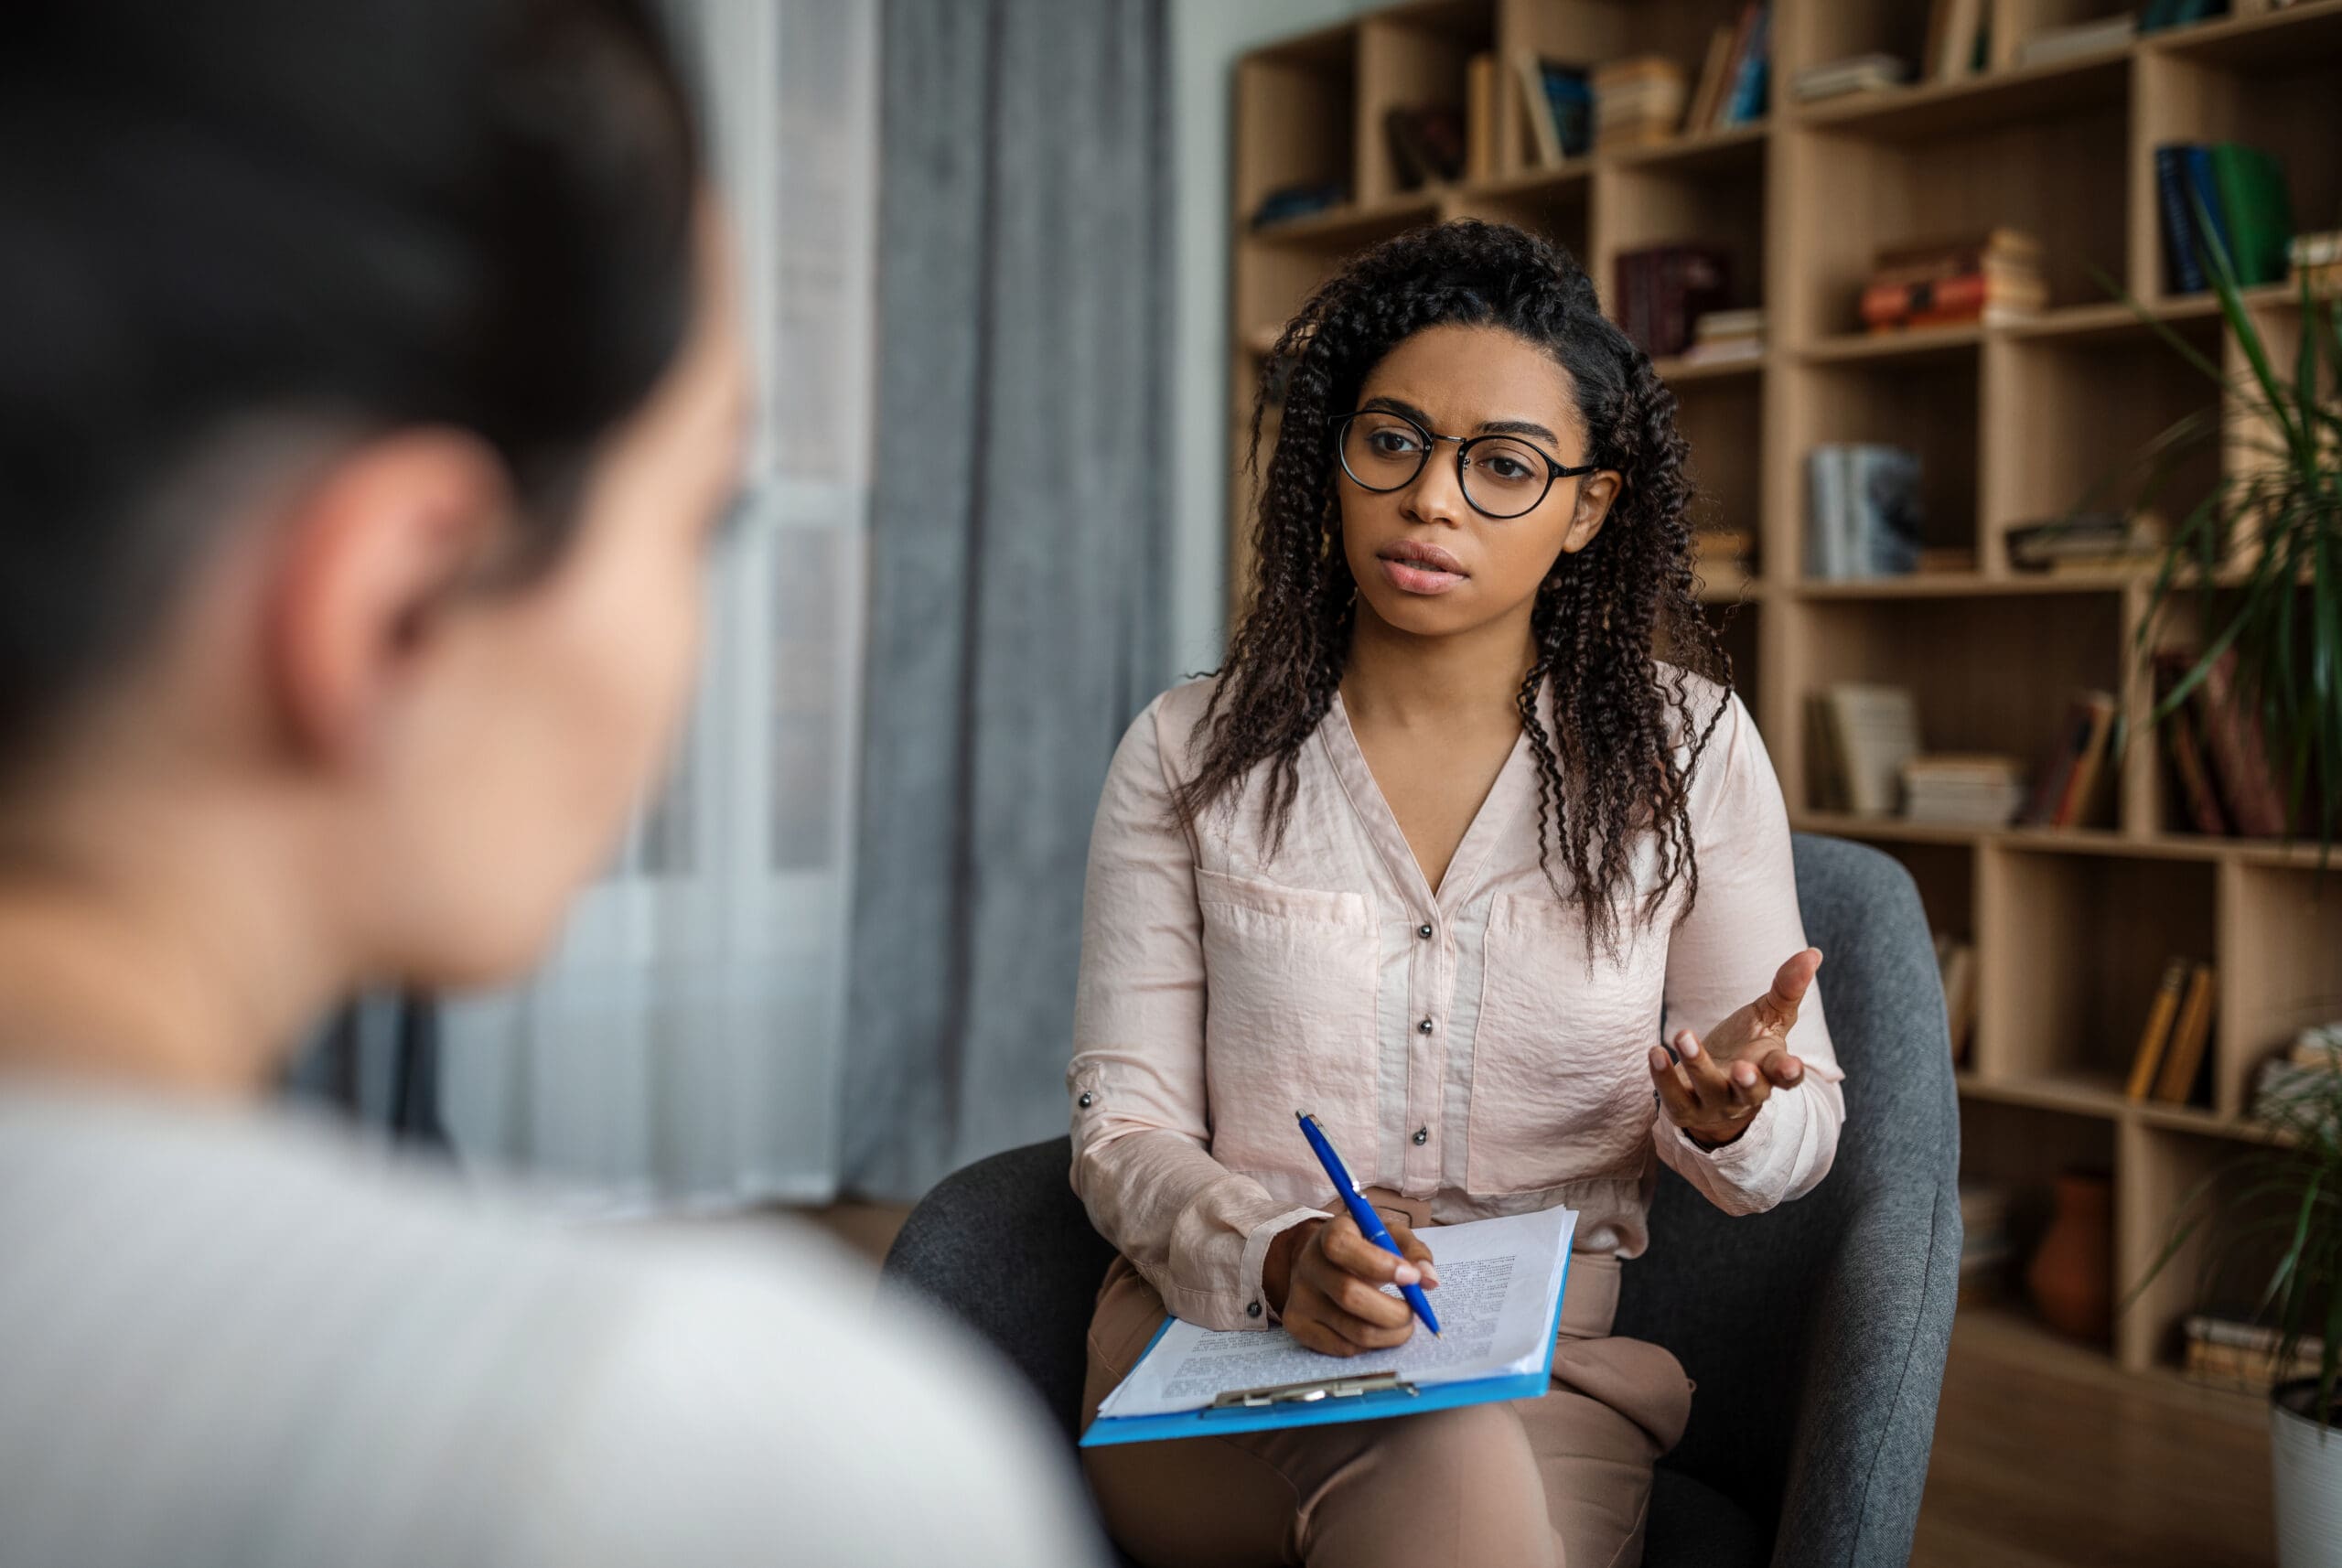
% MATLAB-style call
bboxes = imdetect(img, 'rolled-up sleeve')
[1655,690,1846,1215]
[1068,698,1321,1331]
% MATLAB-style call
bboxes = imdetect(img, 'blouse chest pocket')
[1194,867,1380,1179]
[1466,892,1663,1194]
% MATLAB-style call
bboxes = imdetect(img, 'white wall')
[1166,0,1384,680]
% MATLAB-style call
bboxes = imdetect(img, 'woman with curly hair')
[1067,220,1843,1567]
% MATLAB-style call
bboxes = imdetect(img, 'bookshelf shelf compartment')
[1977,848,2217,1095]
[1801,353,1982,570]
[1795,52,2131,143]
[2145,0,2342,69]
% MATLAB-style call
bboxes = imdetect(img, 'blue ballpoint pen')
[1295,1112,1440,1337]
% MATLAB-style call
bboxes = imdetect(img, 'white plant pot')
[2272,1380,2342,1568]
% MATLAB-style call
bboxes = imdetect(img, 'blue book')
[2183,145,2232,276]
[1081,1205,1576,1447]
[2156,145,2207,294]
[1724,4,1771,124]
[1542,63,1593,156]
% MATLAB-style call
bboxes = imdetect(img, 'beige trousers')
[1080,1193,1693,1568]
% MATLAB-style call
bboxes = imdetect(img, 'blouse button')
[1412,1126,1429,1146]
[1247,1300,1263,1318]
[1418,1018,1434,1035]
[1077,1091,1094,1109]
[1417,923,1434,940]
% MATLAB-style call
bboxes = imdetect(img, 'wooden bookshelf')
[1230,0,2342,1388]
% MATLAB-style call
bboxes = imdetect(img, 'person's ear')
[1556,470,1621,555]
[262,430,513,768]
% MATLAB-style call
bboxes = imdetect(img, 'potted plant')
[2130,1061,2342,1566]
[2088,226,2339,862]
[2104,228,2340,1563]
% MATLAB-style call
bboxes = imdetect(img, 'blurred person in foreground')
[0,3,1101,1564]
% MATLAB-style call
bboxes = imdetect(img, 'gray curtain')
[844,0,1170,1199]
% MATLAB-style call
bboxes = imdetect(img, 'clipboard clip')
[1204,1369,1420,1412]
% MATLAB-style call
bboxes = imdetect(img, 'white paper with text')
[1095,1205,1577,1420]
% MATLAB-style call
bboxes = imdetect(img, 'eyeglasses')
[1334,410,1599,520]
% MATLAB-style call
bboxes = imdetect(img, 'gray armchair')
[883,834,1961,1567]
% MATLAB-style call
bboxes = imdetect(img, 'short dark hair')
[0,0,702,777]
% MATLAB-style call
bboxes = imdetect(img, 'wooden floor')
[1914,1307,2273,1568]
[797,1205,2276,1567]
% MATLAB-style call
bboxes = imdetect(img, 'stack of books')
[1791,51,1907,102]
[2154,142,2294,291]
[1684,307,1764,364]
[2251,1024,2342,1126]
[1958,1183,2014,1304]
[1592,55,1688,151]
[1510,56,1594,167]
[2014,12,2137,67]
[2293,230,2342,295]
[1684,3,1772,134]
[1937,932,1979,1065]
[1808,683,1921,817]
[1903,755,2027,826]
[2004,510,2167,573]
[1612,245,1730,359]
[2185,1315,2325,1394]
[2123,957,2218,1106]
[2020,691,2120,830]
[1805,444,1922,580]
[1860,229,2047,331]
[2154,648,2290,838]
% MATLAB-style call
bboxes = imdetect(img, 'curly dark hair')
[1179,219,1733,953]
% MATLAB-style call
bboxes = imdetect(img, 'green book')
[2208,143,2294,285]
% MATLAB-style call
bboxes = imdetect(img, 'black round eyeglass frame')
[1333,410,1600,520]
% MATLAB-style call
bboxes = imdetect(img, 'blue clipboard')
[1080,1247,1573,1447]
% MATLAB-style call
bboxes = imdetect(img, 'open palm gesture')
[1648,948,1822,1149]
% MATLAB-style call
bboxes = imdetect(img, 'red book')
[2198,649,2290,837]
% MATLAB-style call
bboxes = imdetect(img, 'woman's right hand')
[1262,1212,1440,1357]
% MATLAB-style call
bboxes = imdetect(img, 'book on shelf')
[1249,179,1348,231]
[2294,1022,2342,1069]
[1592,55,1688,150]
[1935,931,1979,1064]
[1684,3,1769,136]
[1810,682,1921,817]
[2014,12,2137,68]
[1691,528,1754,577]
[1958,1180,2014,1303]
[1687,24,1738,134]
[2155,141,2294,292]
[1684,306,1764,360]
[2141,0,2233,35]
[1499,56,1598,169]
[1903,754,2027,826]
[1613,245,1730,359]
[2151,649,2229,836]
[1862,229,2047,330]
[1466,54,1498,183]
[2004,510,2166,573]
[1925,0,1993,81]
[2185,1312,2322,1394]
[2124,957,2193,1101]
[1804,444,1922,581]
[2197,647,2290,837]
[2152,961,2218,1105]
[2253,1056,2341,1125]
[1383,105,1466,190]
[1718,2,1770,127]
[2019,691,2119,830]
[1791,52,1908,102]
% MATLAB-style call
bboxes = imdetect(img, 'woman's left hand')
[1648,948,1822,1149]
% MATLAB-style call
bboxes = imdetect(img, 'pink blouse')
[1065,674,1846,1334]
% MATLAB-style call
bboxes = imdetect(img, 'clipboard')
[1080,1244,1573,1447]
